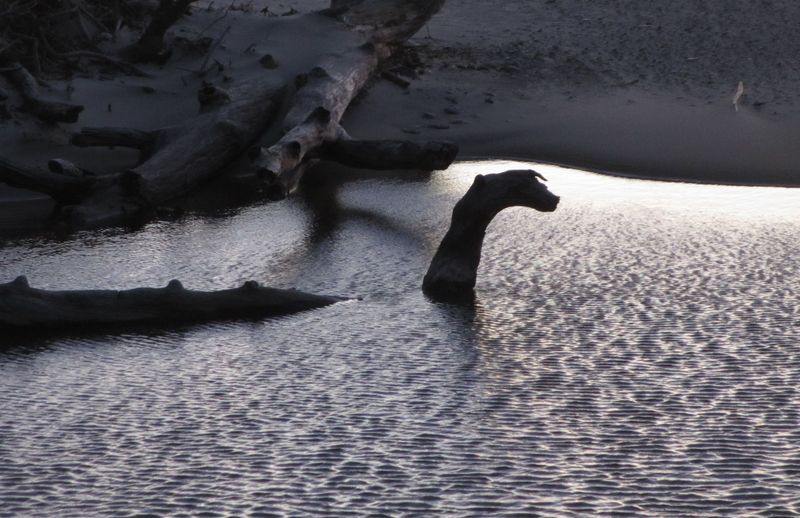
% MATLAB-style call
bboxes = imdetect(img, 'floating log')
[0,276,344,330]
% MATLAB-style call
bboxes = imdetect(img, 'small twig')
[198,25,231,75]
[732,81,744,112]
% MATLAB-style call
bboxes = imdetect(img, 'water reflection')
[1,161,799,516]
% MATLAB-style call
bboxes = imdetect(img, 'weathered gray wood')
[252,47,380,199]
[252,0,446,199]
[423,170,560,302]
[0,276,343,330]
[63,78,286,227]
[13,0,446,228]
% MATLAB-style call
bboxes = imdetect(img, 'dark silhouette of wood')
[61,78,287,228]
[0,158,91,204]
[0,276,343,330]
[0,61,84,123]
[423,170,560,302]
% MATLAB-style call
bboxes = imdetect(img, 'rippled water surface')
[2,162,800,517]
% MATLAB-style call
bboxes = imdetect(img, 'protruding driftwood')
[60,79,286,227]
[251,46,381,199]
[423,170,560,302]
[0,158,91,204]
[0,61,84,123]
[0,276,344,330]
[252,0,447,199]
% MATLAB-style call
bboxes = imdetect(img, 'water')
[1,161,799,517]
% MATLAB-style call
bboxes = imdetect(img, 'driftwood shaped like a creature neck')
[423,170,560,302]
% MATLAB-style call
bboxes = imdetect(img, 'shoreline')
[456,155,800,190]
[2,0,800,231]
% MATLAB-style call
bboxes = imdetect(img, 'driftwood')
[251,0,450,199]
[70,126,161,163]
[423,170,560,302]
[0,0,458,335]
[0,276,343,330]
[0,158,90,204]
[0,0,452,230]
[0,60,84,123]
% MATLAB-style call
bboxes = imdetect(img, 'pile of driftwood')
[0,0,561,332]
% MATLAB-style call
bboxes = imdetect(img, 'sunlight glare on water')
[1,161,799,517]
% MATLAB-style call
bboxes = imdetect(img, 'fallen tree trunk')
[65,78,286,228]
[0,276,344,330]
[423,170,561,302]
[70,126,160,160]
[0,158,91,204]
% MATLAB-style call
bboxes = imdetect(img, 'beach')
[2,0,800,207]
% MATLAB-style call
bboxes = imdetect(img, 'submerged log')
[423,170,560,302]
[0,276,344,330]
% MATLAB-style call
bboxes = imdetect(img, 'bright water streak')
[1,161,799,517]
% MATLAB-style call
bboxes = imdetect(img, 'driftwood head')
[472,169,560,213]
[423,169,560,303]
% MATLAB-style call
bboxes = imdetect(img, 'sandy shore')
[2,0,799,227]
[359,0,800,185]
